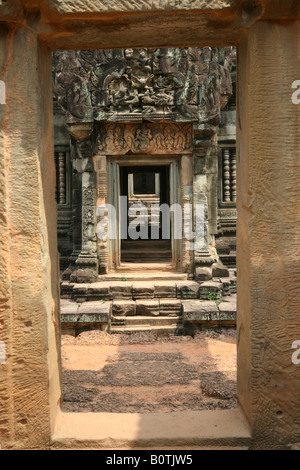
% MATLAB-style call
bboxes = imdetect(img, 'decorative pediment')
[96,122,193,155]
[53,47,234,126]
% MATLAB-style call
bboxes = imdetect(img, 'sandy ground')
[61,330,237,413]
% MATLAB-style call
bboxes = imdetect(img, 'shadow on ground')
[61,330,237,413]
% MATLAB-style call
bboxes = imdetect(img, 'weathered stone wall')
[0,23,61,449]
[237,20,300,448]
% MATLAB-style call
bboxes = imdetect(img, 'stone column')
[95,155,109,274]
[181,154,194,275]
[237,21,300,449]
[68,123,98,283]
[0,25,61,449]
[193,126,229,280]
[192,138,215,281]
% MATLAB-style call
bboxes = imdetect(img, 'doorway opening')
[53,45,238,421]
[106,155,183,274]
[120,165,172,264]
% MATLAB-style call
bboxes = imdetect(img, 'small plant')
[206,290,223,305]
[122,277,127,282]
[207,291,219,301]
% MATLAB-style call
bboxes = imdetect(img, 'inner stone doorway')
[120,165,172,264]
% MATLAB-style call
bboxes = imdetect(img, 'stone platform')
[60,271,237,335]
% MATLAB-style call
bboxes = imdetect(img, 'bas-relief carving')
[96,123,192,155]
[44,0,240,14]
[82,187,95,206]
[96,156,108,200]
[53,47,234,127]
[218,209,237,218]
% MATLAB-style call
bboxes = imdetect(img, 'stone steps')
[60,295,237,335]
[112,299,182,317]
[121,242,172,263]
[61,273,237,303]
[110,324,184,335]
[60,271,237,335]
[100,269,189,280]
[111,315,183,326]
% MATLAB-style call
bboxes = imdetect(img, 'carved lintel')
[96,122,193,155]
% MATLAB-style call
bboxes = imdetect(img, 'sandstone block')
[77,300,110,315]
[154,282,177,298]
[136,300,159,316]
[219,278,231,296]
[176,281,200,299]
[212,261,229,278]
[195,266,212,281]
[73,283,90,301]
[159,299,182,316]
[199,281,223,300]
[60,282,75,299]
[218,301,237,322]
[182,300,219,322]
[110,282,133,299]
[132,282,154,299]
[112,300,136,316]
[87,282,111,300]
[60,300,79,315]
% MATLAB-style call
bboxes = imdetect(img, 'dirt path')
[61,330,237,413]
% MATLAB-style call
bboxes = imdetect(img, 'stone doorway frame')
[106,154,185,272]
[1,1,300,450]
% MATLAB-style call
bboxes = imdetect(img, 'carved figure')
[53,47,234,125]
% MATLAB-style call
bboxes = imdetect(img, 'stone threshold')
[100,272,189,281]
[51,408,251,450]
[112,263,184,275]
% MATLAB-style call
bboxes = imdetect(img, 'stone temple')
[53,47,237,335]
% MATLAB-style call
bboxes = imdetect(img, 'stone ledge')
[176,281,201,299]
[182,300,219,322]
[182,296,237,329]
[61,278,237,301]
[51,408,251,450]
[61,300,111,325]
[61,293,237,331]
[154,281,177,298]
[112,300,136,316]
[132,282,155,299]
[88,282,111,300]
